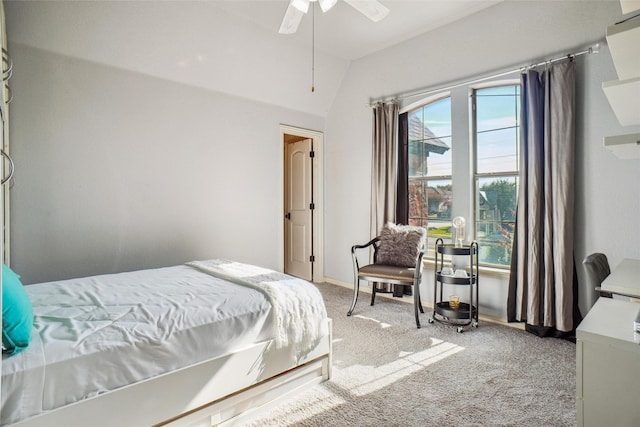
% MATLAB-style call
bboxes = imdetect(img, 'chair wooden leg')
[370,282,377,306]
[347,278,359,316]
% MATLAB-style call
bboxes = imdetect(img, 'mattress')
[1,261,326,425]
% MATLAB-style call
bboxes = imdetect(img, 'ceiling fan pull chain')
[311,2,315,93]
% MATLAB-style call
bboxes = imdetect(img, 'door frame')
[278,124,324,283]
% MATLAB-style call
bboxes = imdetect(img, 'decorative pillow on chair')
[376,223,426,267]
[2,264,34,354]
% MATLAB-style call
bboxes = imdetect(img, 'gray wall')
[323,0,640,318]
[9,44,323,283]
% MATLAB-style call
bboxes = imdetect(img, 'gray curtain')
[370,102,399,294]
[370,102,399,237]
[507,62,579,336]
[396,112,409,225]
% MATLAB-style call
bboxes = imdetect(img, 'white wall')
[9,43,323,284]
[323,0,640,319]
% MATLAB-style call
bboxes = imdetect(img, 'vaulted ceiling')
[6,1,503,116]
[214,0,502,60]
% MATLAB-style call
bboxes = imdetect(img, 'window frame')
[406,94,454,257]
[471,81,521,269]
[402,81,521,268]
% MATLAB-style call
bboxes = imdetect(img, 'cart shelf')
[428,239,479,333]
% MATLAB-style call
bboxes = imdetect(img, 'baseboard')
[323,277,524,330]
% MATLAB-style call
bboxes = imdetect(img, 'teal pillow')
[2,264,34,354]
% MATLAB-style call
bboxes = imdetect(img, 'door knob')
[285,212,291,220]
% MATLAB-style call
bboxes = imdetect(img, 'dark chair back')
[583,253,612,298]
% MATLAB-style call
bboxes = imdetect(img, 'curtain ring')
[1,149,15,185]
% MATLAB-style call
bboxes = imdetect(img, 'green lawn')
[428,226,452,239]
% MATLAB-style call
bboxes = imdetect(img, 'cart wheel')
[456,326,464,333]
[428,317,434,324]
[472,321,479,328]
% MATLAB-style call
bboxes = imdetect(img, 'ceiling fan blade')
[319,0,338,13]
[343,0,389,22]
[279,2,306,34]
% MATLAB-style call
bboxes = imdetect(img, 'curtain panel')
[370,102,399,294]
[507,61,580,337]
[396,112,409,225]
[370,102,399,237]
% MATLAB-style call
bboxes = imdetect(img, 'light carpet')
[248,282,576,426]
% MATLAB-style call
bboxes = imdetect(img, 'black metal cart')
[428,238,479,333]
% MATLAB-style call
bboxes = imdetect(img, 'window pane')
[408,179,429,228]
[474,84,520,267]
[409,179,453,253]
[408,96,453,258]
[425,136,452,177]
[408,98,452,178]
[476,176,517,266]
[424,98,451,138]
[475,86,520,176]
[477,85,518,97]
[408,138,425,177]
[476,128,519,173]
[427,179,453,250]
[476,94,519,133]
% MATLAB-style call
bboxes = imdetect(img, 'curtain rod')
[369,42,602,106]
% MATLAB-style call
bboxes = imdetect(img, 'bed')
[1,259,332,427]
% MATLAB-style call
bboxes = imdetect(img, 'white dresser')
[576,298,640,426]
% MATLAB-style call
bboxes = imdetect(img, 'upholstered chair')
[348,223,426,328]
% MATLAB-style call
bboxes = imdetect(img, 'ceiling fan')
[279,0,390,34]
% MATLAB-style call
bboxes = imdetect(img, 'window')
[408,97,452,253]
[473,85,520,267]
[405,83,520,267]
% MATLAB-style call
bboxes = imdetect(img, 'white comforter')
[187,259,328,358]
[1,261,328,426]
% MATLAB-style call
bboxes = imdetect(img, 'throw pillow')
[376,223,426,267]
[2,264,34,354]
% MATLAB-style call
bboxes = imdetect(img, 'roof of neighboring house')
[427,186,452,198]
[408,114,450,155]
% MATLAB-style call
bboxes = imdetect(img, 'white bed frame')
[9,319,332,427]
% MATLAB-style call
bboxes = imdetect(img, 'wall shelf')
[620,0,640,14]
[602,77,640,126]
[606,16,640,80]
[604,133,640,159]
[603,10,640,129]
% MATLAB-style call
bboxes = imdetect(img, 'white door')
[284,138,313,280]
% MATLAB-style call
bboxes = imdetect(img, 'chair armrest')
[351,237,380,280]
[351,237,380,255]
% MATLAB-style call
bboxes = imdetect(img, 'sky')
[410,84,520,177]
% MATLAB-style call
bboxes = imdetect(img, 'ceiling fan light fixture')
[318,0,338,13]
[291,0,310,14]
